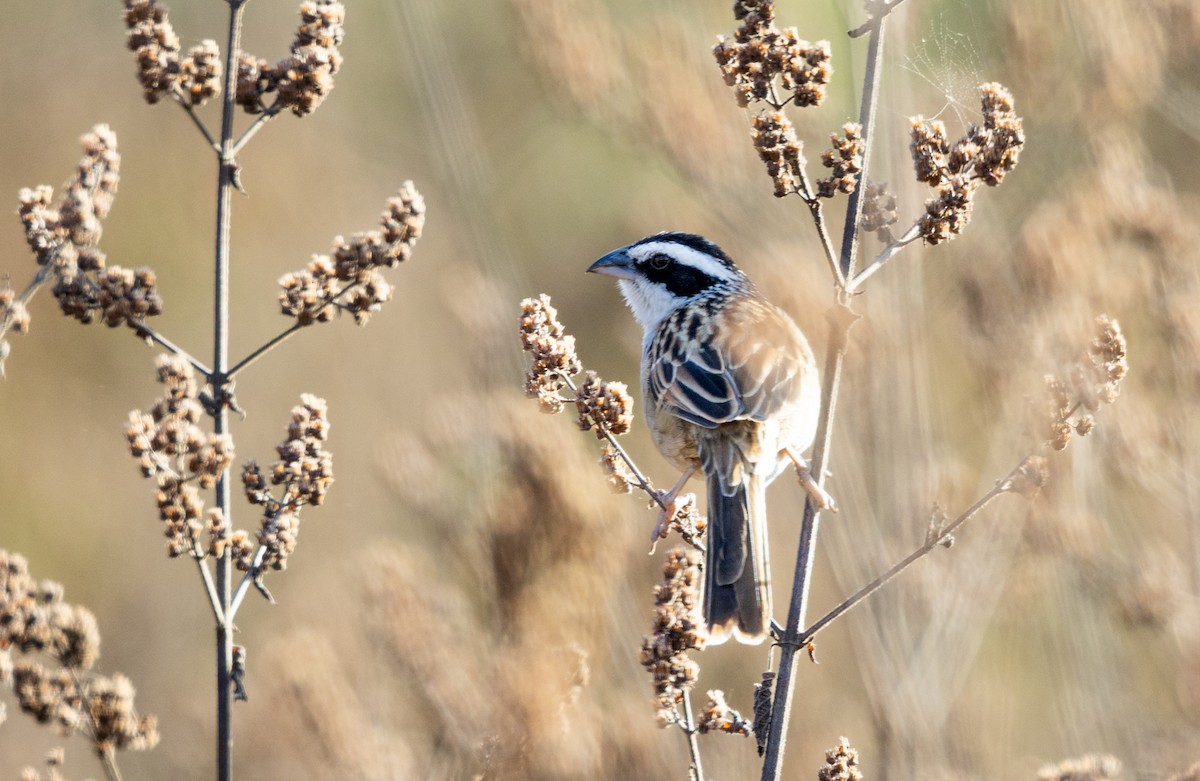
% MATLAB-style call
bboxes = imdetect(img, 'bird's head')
[587,232,749,333]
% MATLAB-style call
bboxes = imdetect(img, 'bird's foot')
[786,451,837,512]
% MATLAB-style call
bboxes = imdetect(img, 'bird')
[588,232,830,645]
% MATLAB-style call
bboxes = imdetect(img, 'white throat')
[616,277,684,342]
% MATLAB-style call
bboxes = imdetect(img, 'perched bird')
[589,232,829,644]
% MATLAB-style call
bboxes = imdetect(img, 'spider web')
[900,10,986,127]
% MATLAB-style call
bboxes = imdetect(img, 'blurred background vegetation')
[2,0,1199,778]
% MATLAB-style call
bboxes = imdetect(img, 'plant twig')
[845,223,921,293]
[230,105,281,158]
[681,688,706,781]
[170,87,220,153]
[227,321,304,379]
[799,475,1013,646]
[760,4,891,776]
[133,321,213,378]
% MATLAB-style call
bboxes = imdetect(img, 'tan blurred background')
[2,0,1199,778]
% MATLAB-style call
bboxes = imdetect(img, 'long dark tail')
[704,471,770,645]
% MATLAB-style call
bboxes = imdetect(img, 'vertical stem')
[214,3,246,781]
[759,12,889,781]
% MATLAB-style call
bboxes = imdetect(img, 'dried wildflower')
[1007,454,1049,499]
[275,1,346,116]
[751,111,804,197]
[639,547,705,722]
[0,551,99,671]
[909,84,1023,245]
[17,185,62,266]
[84,673,160,753]
[1037,316,1128,452]
[126,355,234,558]
[817,123,864,197]
[753,670,775,755]
[122,0,181,104]
[179,40,222,107]
[1,289,30,335]
[714,3,831,110]
[1036,753,1121,781]
[520,294,582,414]
[818,737,863,781]
[697,689,752,736]
[235,53,276,113]
[598,443,636,494]
[860,181,898,240]
[650,492,706,550]
[575,370,634,437]
[279,256,339,325]
[280,184,423,326]
[235,395,333,572]
[917,174,976,245]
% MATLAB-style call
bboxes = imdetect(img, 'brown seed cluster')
[598,443,637,494]
[1,551,100,671]
[639,547,706,724]
[911,83,1025,244]
[751,110,805,197]
[860,180,899,240]
[1036,753,1122,781]
[519,294,583,414]
[0,286,30,375]
[818,737,863,781]
[575,370,634,437]
[125,354,234,558]
[697,689,752,736]
[15,127,163,334]
[1040,315,1128,452]
[817,123,864,198]
[714,1,832,109]
[239,394,334,571]
[180,40,223,107]
[651,493,707,551]
[279,182,424,326]
[122,0,181,104]
[0,550,159,758]
[235,1,346,116]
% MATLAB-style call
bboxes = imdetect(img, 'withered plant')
[0,2,425,779]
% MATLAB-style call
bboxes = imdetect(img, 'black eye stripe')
[640,257,712,297]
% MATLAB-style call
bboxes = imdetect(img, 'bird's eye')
[648,254,671,270]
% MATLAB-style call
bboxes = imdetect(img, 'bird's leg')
[784,448,837,512]
[650,465,698,546]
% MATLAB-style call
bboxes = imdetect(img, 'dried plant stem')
[133,321,213,377]
[761,5,897,778]
[0,259,54,341]
[846,223,921,293]
[681,688,706,781]
[68,669,125,781]
[212,4,247,781]
[231,107,280,158]
[171,87,220,153]
[799,474,1012,646]
[192,541,227,626]
[227,321,303,378]
[560,373,668,513]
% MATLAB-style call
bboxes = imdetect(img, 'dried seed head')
[817,122,864,198]
[751,110,804,197]
[275,1,346,116]
[180,40,222,107]
[574,370,634,437]
[818,737,863,781]
[697,689,752,736]
[860,181,898,240]
[714,4,831,110]
[122,0,181,104]
[640,547,705,723]
[520,294,582,414]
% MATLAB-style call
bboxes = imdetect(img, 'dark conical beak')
[587,248,637,281]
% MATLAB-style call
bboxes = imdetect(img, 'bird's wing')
[649,297,814,429]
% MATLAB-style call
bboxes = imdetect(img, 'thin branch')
[228,543,267,621]
[191,542,227,626]
[799,475,1014,646]
[845,223,921,293]
[170,87,221,154]
[681,689,706,781]
[230,105,281,158]
[561,373,667,512]
[227,321,304,379]
[761,4,891,776]
[133,321,213,378]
